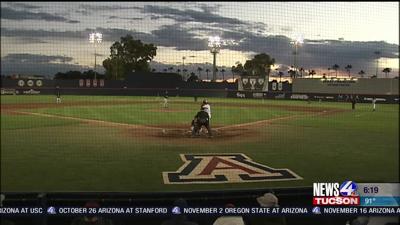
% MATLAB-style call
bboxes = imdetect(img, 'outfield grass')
[1,95,398,192]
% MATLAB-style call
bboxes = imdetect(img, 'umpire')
[191,107,212,137]
[55,85,61,104]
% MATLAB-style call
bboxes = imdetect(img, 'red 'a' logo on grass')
[163,154,302,184]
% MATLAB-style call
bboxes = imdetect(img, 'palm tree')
[332,64,340,77]
[182,68,188,79]
[221,69,226,80]
[197,67,203,78]
[205,68,210,80]
[299,67,305,77]
[382,68,391,78]
[345,64,352,78]
[308,70,316,78]
[358,70,365,78]
[288,69,296,79]
[231,66,235,81]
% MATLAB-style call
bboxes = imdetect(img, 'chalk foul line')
[9,109,338,132]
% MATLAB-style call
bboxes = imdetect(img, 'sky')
[1,1,399,78]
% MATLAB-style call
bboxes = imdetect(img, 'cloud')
[76,4,141,14]
[150,24,207,51]
[1,7,79,23]
[108,16,143,21]
[2,25,398,76]
[281,26,292,32]
[1,27,151,43]
[1,28,84,39]
[79,4,142,11]
[1,54,88,76]
[13,37,49,44]
[292,39,399,73]
[2,54,74,64]
[6,2,42,9]
[1,26,202,50]
[181,25,399,74]
[143,5,246,26]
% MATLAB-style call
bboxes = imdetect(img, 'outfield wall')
[0,78,235,98]
[292,78,399,95]
[1,77,399,103]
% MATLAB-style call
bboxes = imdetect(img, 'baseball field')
[1,95,398,192]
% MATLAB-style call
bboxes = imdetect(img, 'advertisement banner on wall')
[93,79,98,87]
[79,79,84,87]
[1,88,16,95]
[272,82,277,91]
[35,80,43,87]
[17,80,25,87]
[238,76,268,92]
[278,82,283,91]
[86,79,91,87]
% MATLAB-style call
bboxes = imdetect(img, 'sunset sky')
[1,1,399,78]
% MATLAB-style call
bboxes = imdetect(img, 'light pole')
[290,36,303,78]
[208,36,221,82]
[89,32,103,80]
[374,51,380,77]
[182,56,186,80]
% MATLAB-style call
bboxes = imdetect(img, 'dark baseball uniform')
[55,86,61,103]
[192,110,212,136]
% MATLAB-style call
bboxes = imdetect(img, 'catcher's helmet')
[203,99,208,104]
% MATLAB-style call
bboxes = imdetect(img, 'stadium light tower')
[89,32,103,80]
[290,35,303,78]
[208,36,221,82]
[182,56,186,79]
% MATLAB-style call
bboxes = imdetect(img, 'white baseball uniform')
[202,104,211,118]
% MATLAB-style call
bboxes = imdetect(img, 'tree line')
[100,35,276,81]
[52,34,393,80]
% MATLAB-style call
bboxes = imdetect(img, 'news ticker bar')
[1,207,399,217]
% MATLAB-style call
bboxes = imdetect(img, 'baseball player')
[191,107,212,137]
[201,99,211,119]
[163,91,169,108]
[55,85,61,104]
[372,97,377,111]
[351,95,357,110]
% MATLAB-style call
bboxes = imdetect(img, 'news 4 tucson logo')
[313,181,360,205]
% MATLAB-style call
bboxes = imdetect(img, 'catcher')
[191,107,212,137]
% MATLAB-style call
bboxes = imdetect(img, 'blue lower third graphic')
[361,197,400,206]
